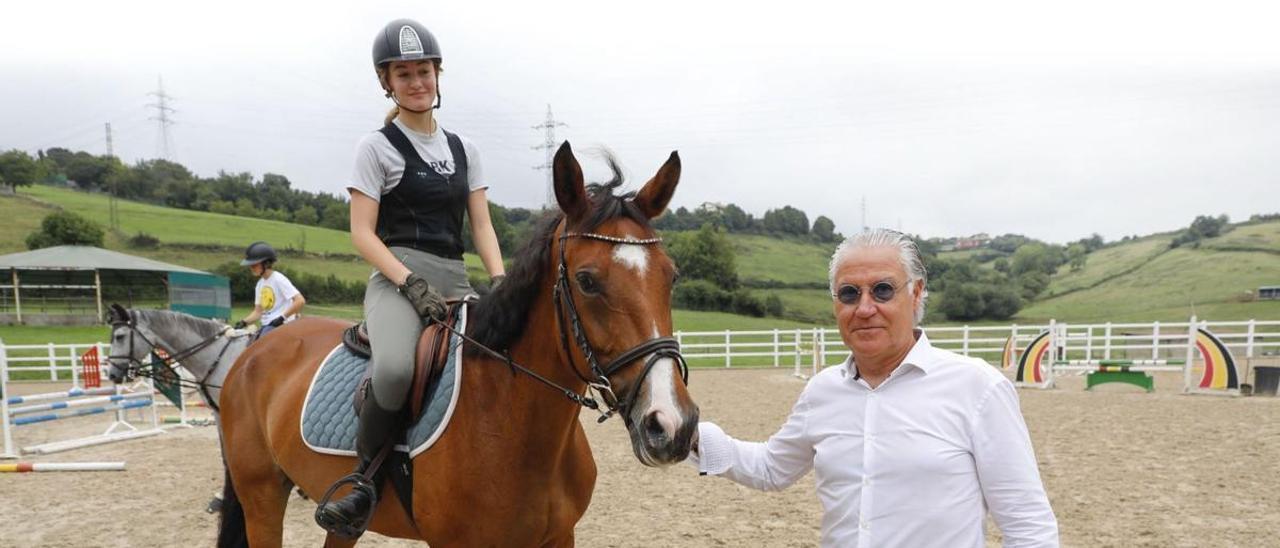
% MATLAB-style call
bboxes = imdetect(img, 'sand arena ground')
[2,367,1278,547]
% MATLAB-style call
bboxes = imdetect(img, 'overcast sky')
[3,0,1278,243]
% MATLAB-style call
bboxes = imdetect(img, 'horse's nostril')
[643,412,668,445]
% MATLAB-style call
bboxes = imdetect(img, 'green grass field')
[731,233,831,284]
[763,288,835,323]
[1021,248,1280,322]
[937,248,997,262]
[21,185,355,254]
[0,192,58,253]
[1203,222,1280,253]
[1043,235,1173,297]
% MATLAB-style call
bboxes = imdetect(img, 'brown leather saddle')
[345,301,466,421]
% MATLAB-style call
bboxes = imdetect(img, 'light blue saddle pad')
[300,307,465,458]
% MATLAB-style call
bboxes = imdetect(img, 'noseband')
[552,231,689,423]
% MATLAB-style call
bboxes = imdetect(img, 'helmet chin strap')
[386,88,441,113]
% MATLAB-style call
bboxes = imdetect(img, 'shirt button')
[863,478,871,486]
[860,521,870,530]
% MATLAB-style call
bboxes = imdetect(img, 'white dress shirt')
[692,332,1058,547]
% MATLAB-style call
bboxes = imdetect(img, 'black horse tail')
[216,466,248,548]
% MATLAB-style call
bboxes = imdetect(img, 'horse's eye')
[575,271,600,295]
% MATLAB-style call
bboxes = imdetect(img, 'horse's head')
[105,303,156,383]
[551,142,698,467]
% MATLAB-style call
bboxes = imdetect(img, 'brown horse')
[217,142,698,547]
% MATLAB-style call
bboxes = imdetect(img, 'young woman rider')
[315,18,506,535]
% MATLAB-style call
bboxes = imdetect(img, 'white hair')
[828,228,929,325]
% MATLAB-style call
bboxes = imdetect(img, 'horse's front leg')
[541,532,575,548]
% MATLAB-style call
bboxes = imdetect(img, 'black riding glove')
[398,272,446,321]
[234,320,247,329]
[268,316,285,328]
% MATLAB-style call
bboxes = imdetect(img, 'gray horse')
[104,304,250,410]
[105,304,253,513]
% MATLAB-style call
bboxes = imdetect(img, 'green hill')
[730,233,831,285]
[7,185,1279,326]
[1020,224,1280,322]
[722,234,834,322]
[6,186,486,283]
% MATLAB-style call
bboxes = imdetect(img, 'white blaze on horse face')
[644,323,683,433]
[612,237,649,274]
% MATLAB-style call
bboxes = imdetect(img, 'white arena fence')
[0,342,111,383]
[4,318,1277,385]
[0,340,201,459]
[673,319,1280,378]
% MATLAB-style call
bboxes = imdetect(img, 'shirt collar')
[845,329,938,378]
[901,330,938,374]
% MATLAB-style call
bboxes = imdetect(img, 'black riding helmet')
[373,19,442,111]
[240,241,277,267]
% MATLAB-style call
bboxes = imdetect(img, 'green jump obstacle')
[1051,360,1187,392]
[1086,365,1153,392]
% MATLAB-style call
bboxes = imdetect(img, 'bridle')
[552,231,688,424]
[107,309,233,412]
[429,226,689,424]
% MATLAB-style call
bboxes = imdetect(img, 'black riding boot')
[314,392,400,538]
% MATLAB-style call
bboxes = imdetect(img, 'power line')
[531,104,567,209]
[147,76,176,160]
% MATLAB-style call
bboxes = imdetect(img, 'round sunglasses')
[833,281,904,305]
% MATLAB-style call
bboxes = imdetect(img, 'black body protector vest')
[375,124,470,259]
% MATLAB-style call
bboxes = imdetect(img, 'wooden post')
[1084,324,1094,362]
[1183,316,1197,394]
[47,342,57,381]
[1245,319,1256,358]
[1010,324,1019,365]
[69,345,79,388]
[1046,319,1057,388]
[11,269,20,324]
[1,340,18,459]
[773,329,780,368]
[724,330,731,368]
[1103,323,1113,360]
[94,270,103,323]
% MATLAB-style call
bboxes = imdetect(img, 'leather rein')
[107,310,233,412]
[429,229,688,424]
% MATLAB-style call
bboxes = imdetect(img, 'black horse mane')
[467,154,650,353]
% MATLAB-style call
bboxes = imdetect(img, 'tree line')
[0,148,352,231]
[654,202,842,243]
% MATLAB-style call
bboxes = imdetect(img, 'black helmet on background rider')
[240,241,277,267]
[372,19,443,111]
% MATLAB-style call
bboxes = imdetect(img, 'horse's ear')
[553,141,589,223]
[108,303,127,322]
[633,151,680,219]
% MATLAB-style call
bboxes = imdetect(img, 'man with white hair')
[691,228,1058,547]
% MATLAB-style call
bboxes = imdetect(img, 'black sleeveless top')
[374,124,470,260]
